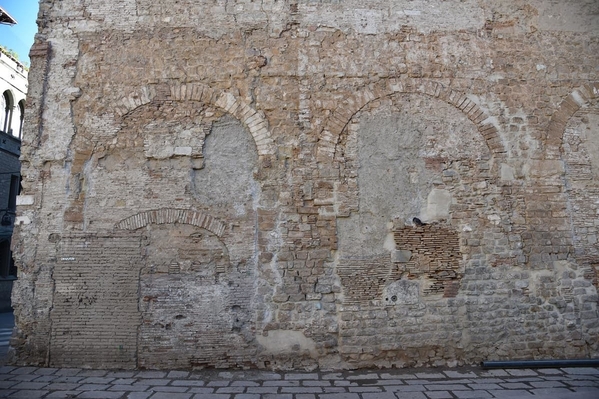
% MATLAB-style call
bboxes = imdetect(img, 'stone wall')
[9,0,599,370]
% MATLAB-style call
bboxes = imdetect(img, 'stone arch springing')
[316,79,505,160]
[546,83,599,158]
[111,83,275,156]
[115,208,226,237]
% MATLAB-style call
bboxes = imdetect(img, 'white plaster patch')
[144,126,205,159]
[383,279,420,305]
[501,163,515,181]
[63,87,82,100]
[16,195,35,206]
[571,90,586,106]
[15,216,31,225]
[353,9,382,34]
[383,232,397,252]
[257,330,317,356]
[524,160,565,178]
[421,188,452,222]
[174,146,192,156]
[487,214,501,225]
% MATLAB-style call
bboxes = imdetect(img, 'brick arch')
[115,208,226,237]
[316,79,505,160]
[546,83,599,156]
[111,83,275,156]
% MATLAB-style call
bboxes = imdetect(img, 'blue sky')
[0,0,40,65]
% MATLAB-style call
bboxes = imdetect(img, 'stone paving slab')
[0,366,596,398]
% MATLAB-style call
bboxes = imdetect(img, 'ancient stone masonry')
[8,0,599,370]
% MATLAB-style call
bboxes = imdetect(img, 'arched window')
[18,100,25,139]
[2,91,14,134]
[0,93,5,132]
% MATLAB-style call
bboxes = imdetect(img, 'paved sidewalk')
[0,312,13,362]
[0,365,597,399]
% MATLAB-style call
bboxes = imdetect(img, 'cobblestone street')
[0,365,597,399]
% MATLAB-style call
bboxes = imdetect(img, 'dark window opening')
[18,100,25,139]
[0,240,15,278]
[8,174,19,211]
[2,91,13,134]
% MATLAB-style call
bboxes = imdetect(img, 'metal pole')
[481,359,599,369]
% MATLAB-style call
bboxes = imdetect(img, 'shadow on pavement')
[0,310,14,365]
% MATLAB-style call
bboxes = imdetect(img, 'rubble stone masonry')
[8,0,599,370]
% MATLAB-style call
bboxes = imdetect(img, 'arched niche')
[137,223,255,369]
[334,92,491,295]
[64,82,275,229]
[112,83,275,156]
[316,79,505,161]
[78,98,262,229]
[330,91,501,366]
[113,210,257,368]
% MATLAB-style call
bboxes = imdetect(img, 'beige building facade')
[0,49,27,140]
[9,0,599,370]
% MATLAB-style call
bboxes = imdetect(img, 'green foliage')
[0,44,29,70]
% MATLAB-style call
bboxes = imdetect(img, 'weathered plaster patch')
[257,330,317,356]
[421,188,452,222]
